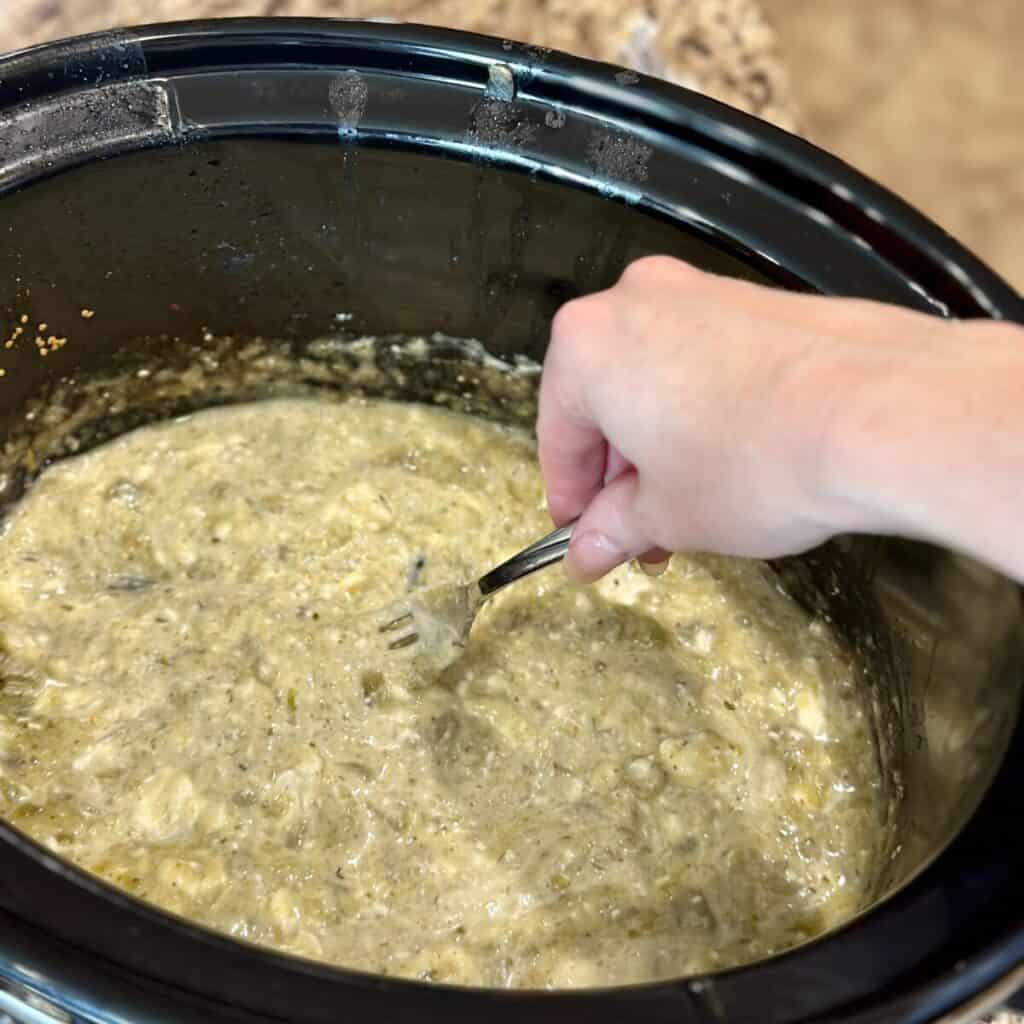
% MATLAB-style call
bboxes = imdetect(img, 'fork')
[378,519,576,665]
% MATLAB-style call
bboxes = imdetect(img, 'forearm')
[822,318,1024,581]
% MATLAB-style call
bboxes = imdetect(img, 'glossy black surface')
[0,19,1022,1024]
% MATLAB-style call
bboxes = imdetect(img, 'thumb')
[564,470,658,584]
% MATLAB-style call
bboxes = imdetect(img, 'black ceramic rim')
[0,20,1022,1024]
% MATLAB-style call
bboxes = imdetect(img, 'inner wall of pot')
[0,136,1021,917]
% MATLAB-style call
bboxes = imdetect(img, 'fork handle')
[477,519,577,598]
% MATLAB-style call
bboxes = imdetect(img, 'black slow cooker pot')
[0,19,1022,1024]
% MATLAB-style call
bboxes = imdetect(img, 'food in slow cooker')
[0,396,881,987]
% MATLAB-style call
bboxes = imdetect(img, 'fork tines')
[379,610,419,650]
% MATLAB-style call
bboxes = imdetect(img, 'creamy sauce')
[0,397,880,988]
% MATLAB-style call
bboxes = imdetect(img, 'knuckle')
[549,295,614,369]
[549,296,594,350]
[620,254,699,289]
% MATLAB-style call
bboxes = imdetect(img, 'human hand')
[537,255,970,583]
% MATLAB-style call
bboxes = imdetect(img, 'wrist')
[816,316,1024,548]
[771,334,897,541]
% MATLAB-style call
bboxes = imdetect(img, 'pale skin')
[537,255,1024,585]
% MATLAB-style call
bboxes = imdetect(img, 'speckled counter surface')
[761,0,1024,294]
[0,2,1021,1021]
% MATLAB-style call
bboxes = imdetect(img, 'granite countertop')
[0,2,1020,1021]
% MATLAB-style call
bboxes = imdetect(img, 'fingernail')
[564,532,625,585]
[639,556,670,578]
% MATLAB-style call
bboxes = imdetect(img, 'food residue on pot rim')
[1,308,79,370]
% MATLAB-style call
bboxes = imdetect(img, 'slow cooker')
[0,19,1022,1024]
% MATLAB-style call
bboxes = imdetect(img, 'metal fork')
[378,519,576,665]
